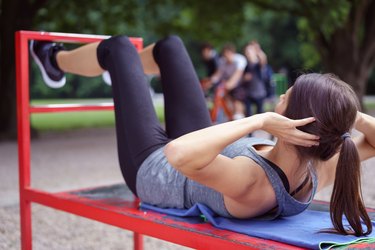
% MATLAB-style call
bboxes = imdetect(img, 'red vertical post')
[133,197,143,250]
[16,31,32,250]
[133,232,143,250]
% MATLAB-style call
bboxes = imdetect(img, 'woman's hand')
[259,112,319,147]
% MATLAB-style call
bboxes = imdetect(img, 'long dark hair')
[284,73,372,236]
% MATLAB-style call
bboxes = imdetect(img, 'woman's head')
[280,73,372,236]
[283,73,359,160]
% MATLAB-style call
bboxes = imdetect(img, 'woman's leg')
[54,35,211,193]
[152,36,212,138]
[57,36,210,138]
[57,42,104,76]
[57,36,168,196]
[57,42,160,76]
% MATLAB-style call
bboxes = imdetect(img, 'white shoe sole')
[102,71,112,86]
[30,40,66,89]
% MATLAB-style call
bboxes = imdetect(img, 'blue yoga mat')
[140,203,375,250]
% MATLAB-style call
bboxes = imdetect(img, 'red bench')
[16,31,375,250]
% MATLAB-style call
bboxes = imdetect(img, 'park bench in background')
[16,31,375,250]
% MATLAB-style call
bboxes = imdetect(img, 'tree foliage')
[246,0,375,102]
[1,0,374,138]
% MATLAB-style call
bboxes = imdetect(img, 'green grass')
[365,102,375,110]
[31,99,164,131]
[30,98,375,132]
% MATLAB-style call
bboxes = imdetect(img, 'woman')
[31,35,375,236]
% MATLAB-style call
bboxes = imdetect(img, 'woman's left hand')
[259,112,319,147]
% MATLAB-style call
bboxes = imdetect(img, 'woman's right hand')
[259,112,319,147]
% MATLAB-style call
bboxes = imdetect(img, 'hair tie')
[341,132,351,140]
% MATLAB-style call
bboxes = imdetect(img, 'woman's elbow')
[164,141,187,169]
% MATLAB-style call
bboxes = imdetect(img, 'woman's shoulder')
[221,137,275,157]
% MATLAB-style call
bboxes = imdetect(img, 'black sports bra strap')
[259,155,290,193]
[259,155,311,197]
[290,174,310,197]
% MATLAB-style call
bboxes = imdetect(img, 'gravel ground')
[0,128,190,250]
[1,126,375,249]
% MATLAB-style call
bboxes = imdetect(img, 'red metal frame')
[16,31,375,250]
[15,30,143,250]
[16,30,296,250]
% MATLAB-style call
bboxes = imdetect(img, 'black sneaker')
[30,40,66,88]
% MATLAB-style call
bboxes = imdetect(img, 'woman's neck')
[261,140,305,179]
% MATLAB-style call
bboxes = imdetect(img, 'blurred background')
[1,1,375,249]
[1,0,375,136]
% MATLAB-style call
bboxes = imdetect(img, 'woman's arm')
[164,112,318,198]
[354,111,375,161]
[165,112,317,175]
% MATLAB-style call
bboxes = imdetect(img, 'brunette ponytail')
[330,137,372,236]
[284,73,371,236]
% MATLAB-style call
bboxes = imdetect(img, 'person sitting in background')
[210,44,247,120]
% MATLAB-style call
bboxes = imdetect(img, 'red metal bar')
[133,233,143,250]
[133,196,143,250]
[17,30,143,50]
[19,30,375,250]
[16,30,33,250]
[16,30,143,250]
[24,188,302,250]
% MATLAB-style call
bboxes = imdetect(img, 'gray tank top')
[136,137,318,219]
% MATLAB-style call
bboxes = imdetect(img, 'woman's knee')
[97,35,138,69]
[153,35,185,57]
[105,35,135,52]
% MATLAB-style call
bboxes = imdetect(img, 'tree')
[245,0,375,106]
[0,0,47,139]
[241,1,373,104]
[1,0,373,138]
[156,0,375,105]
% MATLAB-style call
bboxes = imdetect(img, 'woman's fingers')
[286,129,319,147]
[290,117,320,141]
[294,129,320,141]
[287,136,317,147]
[293,117,316,127]
[263,113,319,146]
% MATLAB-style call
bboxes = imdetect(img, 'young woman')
[31,35,375,236]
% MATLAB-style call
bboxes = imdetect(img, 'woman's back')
[138,137,318,219]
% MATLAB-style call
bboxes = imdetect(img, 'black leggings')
[97,35,212,195]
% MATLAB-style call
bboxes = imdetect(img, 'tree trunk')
[0,0,44,140]
[322,49,369,110]
[314,0,375,110]
[334,69,369,111]
[317,30,372,110]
